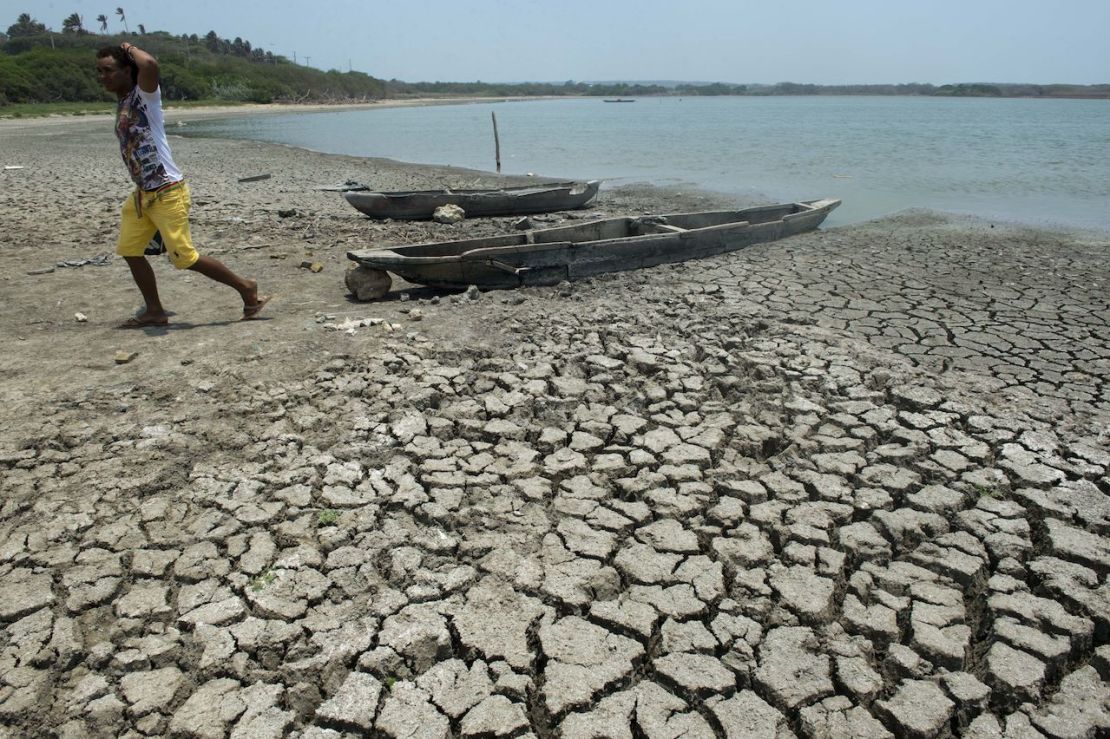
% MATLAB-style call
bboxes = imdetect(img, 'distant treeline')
[3,13,1108,106]
[319,78,1110,100]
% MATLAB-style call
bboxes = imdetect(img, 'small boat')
[603,98,635,103]
[343,180,601,220]
[347,198,839,292]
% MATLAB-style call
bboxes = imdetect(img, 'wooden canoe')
[343,180,601,220]
[347,198,839,291]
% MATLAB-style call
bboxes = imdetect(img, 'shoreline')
[0,95,572,130]
[5,98,1109,236]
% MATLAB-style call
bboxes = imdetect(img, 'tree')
[62,13,85,34]
[97,14,108,32]
[7,13,47,37]
[137,23,145,34]
[115,7,128,33]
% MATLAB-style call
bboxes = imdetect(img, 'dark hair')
[97,46,138,85]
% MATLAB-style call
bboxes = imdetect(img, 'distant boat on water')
[603,98,635,103]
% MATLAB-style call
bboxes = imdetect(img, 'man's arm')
[120,41,158,94]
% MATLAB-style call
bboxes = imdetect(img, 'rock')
[120,666,186,717]
[770,566,836,623]
[375,681,450,738]
[230,683,294,739]
[74,312,87,322]
[300,260,324,272]
[415,659,493,719]
[1027,665,1110,738]
[459,695,529,737]
[114,350,138,364]
[836,656,885,703]
[1043,518,1110,574]
[451,580,551,672]
[874,679,955,738]
[632,682,714,737]
[559,690,636,738]
[654,652,735,696]
[539,615,644,716]
[0,570,55,621]
[345,265,391,301]
[315,671,382,732]
[710,689,794,738]
[800,696,893,739]
[378,605,452,673]
[169,679,245,739]
[984,641,1046,708]
[433,204,465,223]
[754,626,834,710]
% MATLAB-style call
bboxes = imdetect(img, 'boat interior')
[387,202,816,257]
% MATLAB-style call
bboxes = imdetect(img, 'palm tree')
[115,7,128,33]
[97,14,108,32]
[6,13,47,37]
[62,13,85,34]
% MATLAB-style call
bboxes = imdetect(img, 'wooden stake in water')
[491,112,501,173]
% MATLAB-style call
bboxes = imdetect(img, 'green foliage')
[935,83,1004,97]
[249,571,277,591]
[0,23,387,105]
[6,13,46,38]
[317,509,341,526]
[0,45,109,104]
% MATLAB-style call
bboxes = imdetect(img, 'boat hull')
[348,198,840,291]
[343,180,601,220]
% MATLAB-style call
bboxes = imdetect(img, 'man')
[96,42,269,327]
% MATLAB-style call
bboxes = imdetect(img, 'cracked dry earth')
[3,202,1110,735]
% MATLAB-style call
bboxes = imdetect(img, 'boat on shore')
[343,180,601,220]
[347,198,840,292]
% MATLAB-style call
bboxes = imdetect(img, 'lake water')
[184,96,1110,232]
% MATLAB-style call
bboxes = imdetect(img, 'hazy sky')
[11,0,1110,84]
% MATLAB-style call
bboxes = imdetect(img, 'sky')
[8,0,1110,85]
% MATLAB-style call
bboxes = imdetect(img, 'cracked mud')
[1,115,1108,738]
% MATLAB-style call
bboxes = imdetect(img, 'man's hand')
[120,42,159,94]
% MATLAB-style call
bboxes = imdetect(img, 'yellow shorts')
[116,182,200,269]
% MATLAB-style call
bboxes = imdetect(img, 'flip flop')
[241,294,272,321]
[118,316,169,329]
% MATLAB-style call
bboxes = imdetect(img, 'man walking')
[96,42,269,327]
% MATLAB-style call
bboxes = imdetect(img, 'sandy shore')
[1,113,1108,737]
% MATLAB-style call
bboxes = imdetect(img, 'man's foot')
[118,313,169,328]
[240,290,268,319]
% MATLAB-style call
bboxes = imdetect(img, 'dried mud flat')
[1,113,1108,738]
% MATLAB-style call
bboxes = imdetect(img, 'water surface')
[184,96,1110,232]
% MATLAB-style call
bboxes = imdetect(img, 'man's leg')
[188,255,269,318]
[123,255,169,325]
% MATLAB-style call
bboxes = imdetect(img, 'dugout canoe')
[343,180,601,220]
[346,198,839,292]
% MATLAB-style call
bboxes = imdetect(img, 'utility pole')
[304,56,311,68]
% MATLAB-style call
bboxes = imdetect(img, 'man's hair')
[96,46,138,85]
